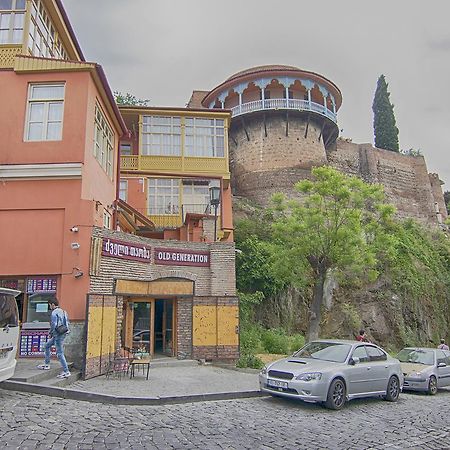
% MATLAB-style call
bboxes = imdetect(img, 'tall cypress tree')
[372,75,399,152]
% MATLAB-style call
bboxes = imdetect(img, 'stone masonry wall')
[329,140,442,225]
[229,111,327,201]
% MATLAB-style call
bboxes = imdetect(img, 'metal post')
[213,203,218,241]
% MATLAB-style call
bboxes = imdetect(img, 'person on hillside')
[356,329,369,342]
[438,339,449,351]
[37,298,71,378]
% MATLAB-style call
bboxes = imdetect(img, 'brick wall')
[177,298,193,358]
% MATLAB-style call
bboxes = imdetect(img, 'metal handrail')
[230,98,337,123]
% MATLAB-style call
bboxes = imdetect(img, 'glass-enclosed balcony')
[120,113,230,177]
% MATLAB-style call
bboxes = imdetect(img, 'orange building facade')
[0,0,238,373]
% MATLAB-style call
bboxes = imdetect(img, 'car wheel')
[427,375,438,395]
[384,375,400,402]
[325,378,346,410]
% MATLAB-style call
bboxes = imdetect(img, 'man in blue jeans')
[37,298,71,378]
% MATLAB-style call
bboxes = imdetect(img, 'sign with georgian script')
[154,248,210,267]
[102,238,151,262]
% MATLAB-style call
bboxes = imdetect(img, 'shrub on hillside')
[261,328,290,354]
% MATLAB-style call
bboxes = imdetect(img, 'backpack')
[55,310,69,335]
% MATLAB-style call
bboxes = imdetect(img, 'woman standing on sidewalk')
[37,298,71,378]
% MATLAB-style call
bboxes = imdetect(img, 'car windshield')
[396,349,434,365]
[293,342,352,363]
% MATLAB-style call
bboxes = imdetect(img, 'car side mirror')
[438,362,447,368]
[349,357,360,365]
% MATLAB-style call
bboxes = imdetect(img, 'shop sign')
[154,248,210,267]
[19,330,56,357]
[26,277,57,294]
[102,238,151,262]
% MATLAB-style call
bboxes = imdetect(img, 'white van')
[0,288,20,382]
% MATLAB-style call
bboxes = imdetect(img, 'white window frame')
[103,211,111,229]
[94,104,114,178]
[24,83,65,142]
[148,178,180,215]
[119,179,128,202]
[141,116,181,156]
[184,117,225,158]
[0,0,25,45]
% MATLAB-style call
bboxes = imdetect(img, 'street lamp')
[209,186,221,241]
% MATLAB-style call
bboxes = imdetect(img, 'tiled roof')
[226,65,301,81]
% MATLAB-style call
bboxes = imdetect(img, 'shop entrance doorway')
[125,298,176,357]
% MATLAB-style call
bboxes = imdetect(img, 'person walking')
[37,298,71,378]
[438,339,449,351]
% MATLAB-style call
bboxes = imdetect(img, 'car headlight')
[295,372,322,381]
[260,366,268,375]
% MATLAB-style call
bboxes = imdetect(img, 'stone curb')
[0,380,266,405]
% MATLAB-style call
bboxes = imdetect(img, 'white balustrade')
[230,98,337,123]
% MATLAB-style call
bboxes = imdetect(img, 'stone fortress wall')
[229,114,447,226]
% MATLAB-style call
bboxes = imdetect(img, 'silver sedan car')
[259,339,404,409]
[397,347,450,395]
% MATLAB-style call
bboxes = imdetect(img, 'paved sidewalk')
[0,358,262,405]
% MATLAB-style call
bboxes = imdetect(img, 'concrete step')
[11,360,74,384]
[38,370,82,388]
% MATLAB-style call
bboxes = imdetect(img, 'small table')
[129,358,151,380]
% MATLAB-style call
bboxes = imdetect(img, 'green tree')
[113,91,149,106]
[372,75,399,152]
[271,167,395,341]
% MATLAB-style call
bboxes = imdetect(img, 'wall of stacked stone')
[330,140,441,225]
[229,111,445,226]
[229,111,327,195]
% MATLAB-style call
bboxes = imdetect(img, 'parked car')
[259,339,404,410]
[396,347,450,395]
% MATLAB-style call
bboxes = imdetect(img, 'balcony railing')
[148,203,215,229]
[120,155,228,173]
[230,98,337,123]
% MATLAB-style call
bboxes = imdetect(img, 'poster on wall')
[26,277,57,294]
[19,330,56,357]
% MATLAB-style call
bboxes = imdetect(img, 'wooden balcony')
[120,155,229,176]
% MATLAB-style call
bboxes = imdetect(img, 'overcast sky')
[63,0,450,189]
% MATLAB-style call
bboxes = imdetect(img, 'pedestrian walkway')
[0,357,262,405]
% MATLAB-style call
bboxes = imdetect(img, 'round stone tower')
[202,65,342,205]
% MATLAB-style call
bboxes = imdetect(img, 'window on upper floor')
[103,211,111,229]
[120,142,132,156]
[185,118,224,158]
[94,104,114,178]
[24,83,65,141]
[119,179,128,202]
[0,0,25,44]
[283,90,294,99]
[148,178,179,215]
[182,179,219,214]
[27,0,68,59]
[142,116,181,156]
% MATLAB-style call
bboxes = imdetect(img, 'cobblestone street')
[1,389,450,449]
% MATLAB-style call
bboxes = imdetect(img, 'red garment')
[356,335,364,341]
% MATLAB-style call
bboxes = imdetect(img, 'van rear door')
[0,288,20,382]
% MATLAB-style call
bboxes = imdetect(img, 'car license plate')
[0,350,8,359]
[267,379,288,388]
